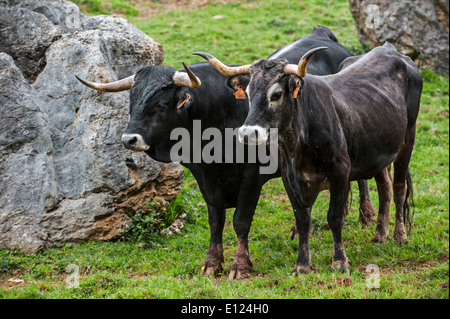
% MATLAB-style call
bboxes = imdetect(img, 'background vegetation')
[1,0,448,299]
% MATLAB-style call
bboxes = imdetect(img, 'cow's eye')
[270,91,282,102]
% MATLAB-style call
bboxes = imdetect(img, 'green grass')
[73,0,139,16]
[73,0,361,66]
[1,0,448,299]
[131,0,361,67]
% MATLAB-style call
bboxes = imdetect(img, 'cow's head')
[195,47,327,145]
[76,63,200,160]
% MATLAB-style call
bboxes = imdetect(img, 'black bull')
[77,27,378,278]
[202,42,422,274]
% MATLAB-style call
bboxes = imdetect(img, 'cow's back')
[268,26,351,75]
[321,43,421,179]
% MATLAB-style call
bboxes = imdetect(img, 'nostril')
[121,133,150,151]
[127,136,137,148]
[122,135,137,149]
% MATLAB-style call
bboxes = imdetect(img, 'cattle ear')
[288,76,303,99]
[226,75,250,100]
[176,91,193,109]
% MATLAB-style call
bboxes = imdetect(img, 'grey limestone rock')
[0,0,183,253]
[349,0,449,75]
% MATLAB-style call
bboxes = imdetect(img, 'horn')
[284,46,328,77]
[193,52,251,76]
[173,62,202,88]
[75,74,135,92]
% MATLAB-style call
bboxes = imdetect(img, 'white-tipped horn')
[75,74,135,92]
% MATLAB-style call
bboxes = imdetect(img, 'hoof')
[393,233,408,245]
[332,259,349,273]
[372,224,389,243]
[371,231,389,243]
[200,264,222,277]
[291,264,312,275]
[229,269,250,280]
[393,226,408,245]
[229,264,252,280]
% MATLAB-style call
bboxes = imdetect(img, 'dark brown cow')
[198,42,422,274]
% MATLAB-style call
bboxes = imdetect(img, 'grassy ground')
[1,0,448,299]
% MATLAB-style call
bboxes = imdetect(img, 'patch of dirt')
[335,276,353,287]
[2,277,25,289]
[358,256,449,276]
[134,0,243,18]
[438,110,449,118]
[437,282,449,289]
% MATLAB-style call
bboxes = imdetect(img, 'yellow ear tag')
[234,87,246,100]
[177,95,190,108]
[293,85,300,99]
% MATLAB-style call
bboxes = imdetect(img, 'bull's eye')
[270,91,283,102]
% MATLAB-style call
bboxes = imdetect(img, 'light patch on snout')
[267,83,284,109]
[121,133,150,152]
[238,125,268,145]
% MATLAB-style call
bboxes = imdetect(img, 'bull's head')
[194,47,327,145]
[76,63,201,160]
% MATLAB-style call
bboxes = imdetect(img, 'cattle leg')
[392,181,408,245]
[200,205,226,276]
[357,180,376,225]
[289,179,375,239]
[291,205,313,275]
[281,176,318,275]
[289,221,298,240]
[392,125,416,245]
[327,162,350,273]
[372,166,393,243]
[229,184,263,280]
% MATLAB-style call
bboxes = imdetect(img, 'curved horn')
[193,52,251,76]
[75,74,135,92]
[173,62,202,88]
[284,46,328,77]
